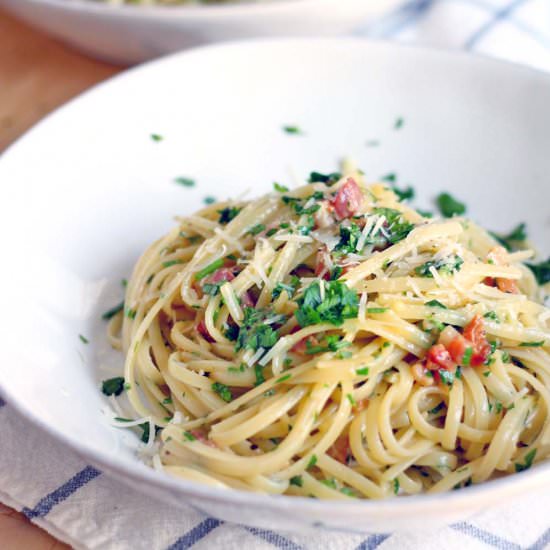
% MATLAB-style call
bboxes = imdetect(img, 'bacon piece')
[314,249,331,280]
[462,314,492,366]
[189,429,217,448]
[327,435,351,464]
[486,246,520,295]
[426,344,456,371]
[197,320,214,342]
[496,277,519,294]
[205,267,235,285]
[353,398,369,413]
[332,178,362,219]
[240,291,255,308]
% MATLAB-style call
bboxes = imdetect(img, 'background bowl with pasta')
[0,39,549,534]
[0,0,403,65]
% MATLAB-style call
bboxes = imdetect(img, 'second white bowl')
[0,0,403,65]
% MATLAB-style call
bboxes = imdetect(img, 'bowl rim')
[9,0,351,19]
[2,36,550,523]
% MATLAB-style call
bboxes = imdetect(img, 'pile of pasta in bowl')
[104,165,550,499]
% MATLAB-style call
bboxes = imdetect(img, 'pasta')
[104,164,550,499]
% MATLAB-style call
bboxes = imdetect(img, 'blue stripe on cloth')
[463,0,532,49]
[529,527,550,550]
[166,518,222,550]
[22,465,101,519]
[244,526,303,549]
[355,533,391,550]
[356,0,435,39]
[451,522,521,550]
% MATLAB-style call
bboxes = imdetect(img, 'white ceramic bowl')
[0,39,549,534]
[0,0,402,65]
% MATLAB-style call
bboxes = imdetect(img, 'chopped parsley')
[202,281,226,296]
[415,256,464,277]
[308,171,341,186]
[195,258,224,280]
[392,185,415,202]
[373,208,415,244]
[254,364,265,386]
[203,196,216,205]
[425,300,447,309]
[439,369,460,386]
[235,307,281,352]
[330,266,343,280]
[462,347,473,366]
[174,176,195,188]
[519,341,545,347]
[282,193,322,216]
[515,448,537,472]
[526,258,550,285]
[307,454,318,469]
[283,125,303,135]
[276,374,292,383]
[394,117,404,130]
[320,478,337,489]
[429,402,445,414]
[150,133,163,142]
[335,222,363,254]
[183,431,196,441]
[356,367,370,376]
[346,393,357,406]
[490,223,527,251]
[272,276,299,299]
[273,182,289,193]
[304,334,350,355]
[139,422,161,444]
[211,382,232,402]
[247,223,266,236]
[101,377,125,397]
[295,280,359,327]
[102,301,124,320]
[367,307,388,314]
[79,334,89,344]
[380,173,397,183]
[162,259,183,268]
[125,307,137,319]
[393,478,400,495]
[484,311,499,322]
[290,475,303,487]
[218,206,242,224]
[228,364,246,374]
[436,192,466,218]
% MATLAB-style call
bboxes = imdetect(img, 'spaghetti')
[106,165,550,499]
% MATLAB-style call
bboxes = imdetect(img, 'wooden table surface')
[0,7,121,547]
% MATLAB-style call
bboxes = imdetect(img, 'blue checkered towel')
[2,2,550,547]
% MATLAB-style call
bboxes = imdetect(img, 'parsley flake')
[174,177,195,188]
[295,280,359,327]
[436,192,466,218]
[212,382,232,403]
[515,448,537,472]
[101,377,125,397]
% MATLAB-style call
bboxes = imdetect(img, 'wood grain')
[0,7,121,547]
[0,8,120,151]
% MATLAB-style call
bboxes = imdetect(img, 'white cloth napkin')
[2,1,550,548]
[1,400,550,549]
